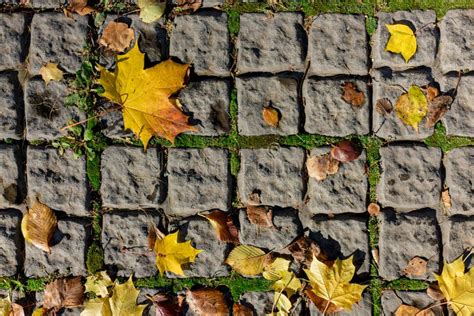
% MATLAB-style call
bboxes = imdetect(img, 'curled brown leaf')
[203,210,239,244]
[65,0,95,16]
[246,205,273,228]
[149,293,183,316]
[172,0,202,15]
[375,98,393,116]
[341,82,365,107]
[330,141,362,163]
[185,288,229,315]
[99,21,135,53]
[306,153,340,181]
[287,236,324,267]
[425,95,453,128]
[232,303,253,316]
[367,203,380,216]
[43,277,84,313]
[21,200,58,253]
[403,256,428,276]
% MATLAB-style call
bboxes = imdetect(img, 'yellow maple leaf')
[98,43,195,149]
[39,62,64,85]
[263,258,302,298]
[85,271,114,298]
[225,245,271,277]
[395,85,428,131]
[304,256,367,312]
[385,24,417,62]
[109,277,147,316]
[80,297,112,316]
[435,256,474,316]
[154,231,202,276]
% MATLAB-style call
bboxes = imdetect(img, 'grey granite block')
[309,292,372,315]
[444,147,474,216]
[442,217,474,269]
[381,290,443,315]
[0,210,21,277]
[0,145,22,207]
[0,73,23,140]
[30,0,64,8]
[0,13,28,71]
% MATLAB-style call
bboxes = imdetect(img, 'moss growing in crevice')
[424,122,474,152]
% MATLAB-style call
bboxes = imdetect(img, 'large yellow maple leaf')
[435,256,474,316]
[98,44,195,149]
[154,231,202,276]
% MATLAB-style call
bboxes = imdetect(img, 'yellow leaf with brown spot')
[395,85,428,131]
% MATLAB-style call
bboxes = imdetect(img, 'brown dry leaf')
[262,105,280,128]
[149,293,183,316]
[43,277,84,313]
[375,98,393,116]
[147,224,157,251]
[426,284,444,301]
[99,21,135,53]
[246,205,273,228]
[330,141,362,163]
[203,210,239,244]
[403,256,428,276]
[21,200,58,253]
[441,189,452,212]
[425,86,440,102]
[232,303,253,316]
[305,289,343,314]
[287,236,323,267]
[367,203,380,216]
[341,82,365,107]
[185,289,228,316]
[173,0,202,15]
[65,0,95,16]
[394,304,434,316]
[306,153,339,181]
[425,95,453,128]
[371,249,379,266]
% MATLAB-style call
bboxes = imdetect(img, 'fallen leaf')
[330,141,362,163]
[109,277,147,316]
[173,0,202,15]
[395,85,428,131]
[375,98,393,116]
[39,63,63,85]
[0,297,24,316]
[306,153,340,181]
[147,224,158,251]
[385,23,417,62]
[272,292,292,315]
[225,245,271,276]
[367,203,380,216]
[262,106,280,128]
[149,293,182,316]
[65,0,95,15]
[371,249,379,266]
[186,288,228,315]
[32,308,43,316]
[263,258,302,298]
[435,256,474,316]
[138,0,166,23]
[43,277,84,313]
[98,43,195,149]
[305,289,343,314]
[246,205,273,228]
[203,210,239,244]
[85,271,114,298]
[341,82,365,107]
[441,189,452,214]
[154,231,202,276]
[394,304,434,316]
[426,284,444,301]
[287,236,323,267]
[425,95,453,128]
[403,256,428,276]
[304,256,367,312]
[99,21,135,53]
[232,303,253,316]
[80,297,111,316]
[424,86,440,102]
[21,200,58,253]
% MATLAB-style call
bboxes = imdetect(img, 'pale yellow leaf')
[109,277,147,316]
[385,23,417,62]
[263,258,302,298]
[395,85,428,131]
[21,200,58,253]
[85,271,114,298]
[225,245,271,276]
[39,63,63,85]
[80,297,112,316]
[138,0,166,23]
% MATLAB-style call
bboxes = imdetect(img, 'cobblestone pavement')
[0,1,473,315]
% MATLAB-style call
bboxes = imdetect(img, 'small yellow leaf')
[263,258,302,298]
[80,297,112,316]
[21,200,58,253]
[385,23,417,62]
[225,245,271,276]
[262,106,280,128]
[85,271,114,298]
[109,277,147,316]
[39,63,63,85]
[269,292,292,316]
[395,85,428,131]
[32,308,44,316]
[138,0,166,23]
[154,231,202,276]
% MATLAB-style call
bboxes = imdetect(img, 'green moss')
[386,277,429,291]
[360,136,382,202]
[369,276,383,316]
[366,16,378,37]
[216,275,273,301]
[86,154,101,192]
[368,216,379,248]
[280,134,340,149]
[230,150,240,177]
[227,9,240,36]
[26,278,46,292]
[86,243,105,274]
[424,122,474,152]
[379,0,474,17]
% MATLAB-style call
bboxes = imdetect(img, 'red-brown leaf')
[330,141,362,163]
[204,210,239,244]
[425,95,453,128]
[185,288,229,316]
[246,205,273,228]
[150,293,183,316]
[43,277,84,312]
[232,303,253,316]
[287,236,324,267]
[341,82,365,107]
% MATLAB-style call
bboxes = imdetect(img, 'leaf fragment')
[173,0,202,15]
[367,203,380,216]
[85,271,114,298]
[43,277,84,313]
[394,304,434,316]
[395,85,428,131]
[203,210,239,244]
[246,205,273,228]
[263,258,302,298]
[39,63,64,85]
[375,98,393,116]
[426,284,444,301]
[287,236,323,267]
[305,289,343,314]
[385,23,417,62]
[138,0,166,23]
[330,141,362,163]
[271,292,292,315]
[149,293,183,316]
[441,189,452,214]
[306,153,339,181]
[233,303,253,316]
[65,0,95,16]
[225,245,271,276]
[80,297,111,316]
[403,256,428,276]
[425,95,453,128]
[99,21,135,53]
[186,288,229,315]
[21,200,58,253]
[262,106,280,128]
[0,297,24,316]
[341,82,365,107]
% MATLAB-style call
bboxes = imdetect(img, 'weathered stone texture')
[0,145,22,207]
[444,147,474,216]
[239,292,274,315]
[381,290,443,315]
[310,292,372,315]
[443,218,474,269]
[0,210,21,276]
[30,0,64,8]
[0,73,23,140]
[0,13,28,71]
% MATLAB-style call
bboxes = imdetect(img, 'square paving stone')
[303,77,370,136]
[238,208,302,250]
[372,10,437,70]
[0,145,22,207]
[236,75,299,136]
[372,68,434,140]
[0,13,28,71]
[379,210,441,281]
[0,73,23,140]
[308,14,368,76]
[27,147,89,216]
[29,13,88,74]
[167,148,230,217]
[444,147,474,216]
[25,79,85,141]
[0,210,21,277]
[24,219,89,277]
[101,146,162,210]
[178,217,229,277]
[170,12,230,76]
[100,104,134,140]
[238,147,305,208]
[236,13,306,74]
[306,215,370,275]
[102,211,161,277]
[30,0,64,8]
[443,218,474,269]
[309,292,371,315]
[378,145,442,210]
[438,10,474,74]
[305,147,367,215]
[381,290,443,315]
[179,79,231,136]
[239,292,278,315]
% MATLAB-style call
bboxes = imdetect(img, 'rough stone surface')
[306,215,370,275]
[25,79,84,141]
[24,219,89,277]
[0,73,23,140]
[99,104,134,140]
[202,0,224,7]
[0,13,28,71]
[305,148,367,215]
[236,75,299,136]
[381,290,443,315]
[378,145,442,210]
[303,77,370,136]
[179,79,231,136]
[178,217,230,277]
[371,68,434,140]
[0,210,21,276]
[101,146,162,209]
[30,0,64,8]
[170,12,230,76]
[308,14,368,76]
[238,208,302,250]
[0,145,22,207]
[27,147,89,216]
[444,147,474,216]
[438,10,474,74]
[102,211,161,278]
[310,292,372,315]
[237,13,306,73]
[239,292,274,315]
[372,10,437,70]
[379,210,441,281]
[443,218,474,269]
[167,148,230,217]
[29,13,88,74]
[238,147,305,208]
